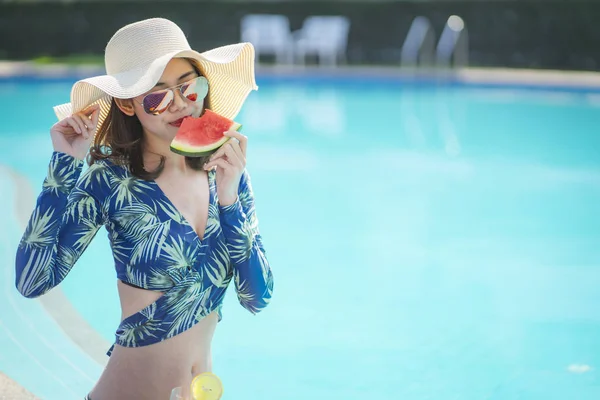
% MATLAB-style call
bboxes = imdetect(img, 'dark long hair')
[87,59,210,180]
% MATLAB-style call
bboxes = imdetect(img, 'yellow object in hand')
[191,372,223,400]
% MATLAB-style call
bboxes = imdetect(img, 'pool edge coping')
[3,61,600,91]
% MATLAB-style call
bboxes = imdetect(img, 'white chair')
[293,16,351,66]
[240,14,294,65]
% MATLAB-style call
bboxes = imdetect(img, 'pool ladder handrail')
[400,16,436,67]
[435,15,469,68]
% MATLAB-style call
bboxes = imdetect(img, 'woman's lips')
[169,117,186,127]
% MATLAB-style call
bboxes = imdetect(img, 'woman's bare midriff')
[88,280,218,400]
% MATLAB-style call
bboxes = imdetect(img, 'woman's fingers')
[223,142,244,167]
[209,138,231,161]
[224,130,247,157]
[55,118,73,132]
[81,104,100,117]
[222,136,245,164]
[209,140,245,165]
[71,114,90,139]
[83,105,100,136]
[69,104,100,138]
[90,108,100,132]
[74,107,101,138]
[206,141,244,170]
[64,117,82,134]
[210,131,248,160]
[203,158,231,171]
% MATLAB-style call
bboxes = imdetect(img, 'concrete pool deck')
[0,372,38,400]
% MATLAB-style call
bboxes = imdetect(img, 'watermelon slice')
[170,109,242,157]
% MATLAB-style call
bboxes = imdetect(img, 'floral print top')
[15,151,273,355]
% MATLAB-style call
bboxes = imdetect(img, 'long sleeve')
[15,152,105,298]
[218,169,273,314]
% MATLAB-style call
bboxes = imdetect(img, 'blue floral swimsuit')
[15,151,274,355]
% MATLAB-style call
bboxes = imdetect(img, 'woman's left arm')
[204,130,274,314]
[219,169,273,313]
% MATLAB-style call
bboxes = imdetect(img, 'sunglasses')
[139,76,209,115]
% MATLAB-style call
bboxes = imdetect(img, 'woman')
[14,18,274,400]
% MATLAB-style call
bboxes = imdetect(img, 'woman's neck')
[142,134,189,174]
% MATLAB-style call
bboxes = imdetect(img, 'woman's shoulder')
[79,156,128,194]
[87,155,129,177]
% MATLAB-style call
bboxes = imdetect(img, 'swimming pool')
[1,71,600,399]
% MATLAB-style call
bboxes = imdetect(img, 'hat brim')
[53,42,258,128]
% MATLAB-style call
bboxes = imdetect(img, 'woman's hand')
[203,130,247,206]
[50,104,100,160]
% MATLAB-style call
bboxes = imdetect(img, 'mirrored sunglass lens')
[143,90,173,114]
[181,77,208,103]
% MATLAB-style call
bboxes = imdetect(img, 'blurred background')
[1,0,600,399]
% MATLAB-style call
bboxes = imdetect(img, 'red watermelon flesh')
[170,109,242,157]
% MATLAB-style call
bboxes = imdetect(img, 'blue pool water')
[1,74,600,399]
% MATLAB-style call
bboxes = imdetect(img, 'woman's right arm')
[15,153,105,298]
[15,105,103,298]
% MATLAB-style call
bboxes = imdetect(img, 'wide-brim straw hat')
[53,17,258,128]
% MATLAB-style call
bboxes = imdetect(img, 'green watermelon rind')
[170,121,242,158]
